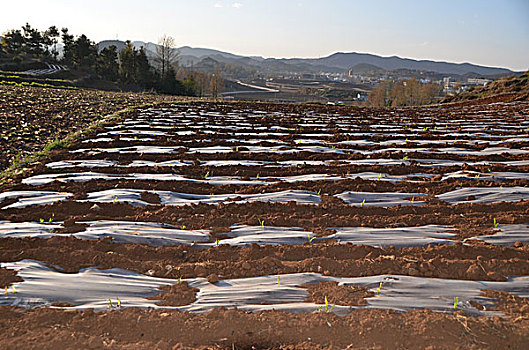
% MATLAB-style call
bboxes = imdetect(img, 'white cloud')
[214,2,223,8]
[231,2,242,8]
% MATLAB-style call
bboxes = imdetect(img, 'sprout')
[493,218,499,229]
[11,286,16,294]
[307,232,316,243]
[215,239,220,246]
[403,156,409,161]
[204,171,210,179]
[453,296,459,309]
[258,218,264,228]
[377,173,382,181]
[108,299,113,308]
[376,282,383,295]
[316,189,321,195]
[360,199,366,207]
[117,298,121,308]
[318,296,335,313]
[277,275,280,285]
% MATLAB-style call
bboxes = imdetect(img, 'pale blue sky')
[2,0,528,70]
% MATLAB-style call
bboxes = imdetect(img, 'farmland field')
[1,99,529,348]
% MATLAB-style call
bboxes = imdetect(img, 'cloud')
[214,2,223,7]
[231,2,242,8]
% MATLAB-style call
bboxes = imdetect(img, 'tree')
[96,45,119,81]
[61,28,75,65]
[1,29,25,55]
[208,69,223,98]
[155,35,179,77]
[119,41,137,84]
[44,26,60,59]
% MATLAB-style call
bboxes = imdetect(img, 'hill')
[443,71,529,103]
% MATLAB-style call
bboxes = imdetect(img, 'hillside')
[443,71,529,103]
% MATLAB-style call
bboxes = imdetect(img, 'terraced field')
[1,100,529,349]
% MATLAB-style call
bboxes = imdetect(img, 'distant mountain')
[96,40,518,77]
[327,52,513,76]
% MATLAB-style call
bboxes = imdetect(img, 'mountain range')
[97,40,517,78]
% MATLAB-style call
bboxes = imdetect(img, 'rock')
[207,273,219,284]
[514,241,524,248]
[89,204,101,211]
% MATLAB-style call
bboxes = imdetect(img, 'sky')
[2,0,528,71]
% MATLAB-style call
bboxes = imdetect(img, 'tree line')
[368,78,443,107]
[0,23,223,96]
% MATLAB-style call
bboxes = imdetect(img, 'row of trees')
[1,23,224,96]
[1,24,61,59]
[368,78,443,107]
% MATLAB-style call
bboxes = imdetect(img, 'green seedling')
[11,286,16,294]
[235,146,239,152]
[307,232,316,243]
[377,173,382,181]
[403,156,409,161]
[360,199,366,207]
[376,282,383,295]
[204,171,210,179]
[277,275,280,285]
[453,297,459,309]
[4,287,7,295]
[177,276,182,284]
[181,225,186,230]
[117,298,121,308]
[112,196,118,203]
[108,299,113,308]
[40,218,44,223]
[215,239,220,246]
[318,296,335,313]
[316,189,321,195]
[258,218,265,228]
[256,173,260,179]
[493,218,499,229]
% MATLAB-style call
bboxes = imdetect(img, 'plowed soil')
[1,99,529,349]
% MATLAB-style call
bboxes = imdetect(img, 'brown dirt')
[302,281,373,306]
[1,237,528,282]
[148,281,199,306]
[0,306,528,349]
[0,268,22,289]
[481,290,529,320]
